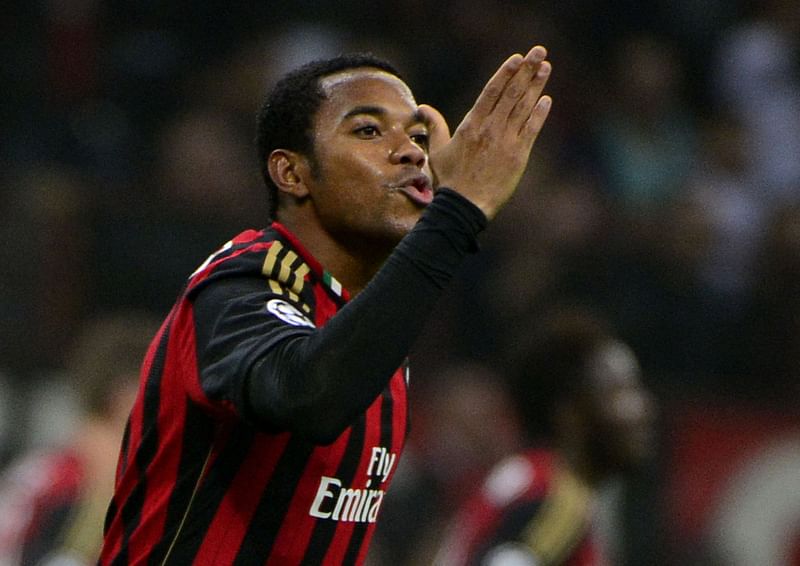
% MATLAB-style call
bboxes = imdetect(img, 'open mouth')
[392,176,433,206]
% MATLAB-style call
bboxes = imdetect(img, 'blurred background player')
[0,311,159,566]
[435,308,656,566]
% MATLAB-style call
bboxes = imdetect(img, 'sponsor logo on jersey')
[309,446,397,523]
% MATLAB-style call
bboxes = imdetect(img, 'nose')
[389,135,426,168]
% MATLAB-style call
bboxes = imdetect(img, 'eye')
[410,133,429,149]
[354,125,380,138]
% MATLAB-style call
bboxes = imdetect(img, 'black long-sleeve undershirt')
[200,189,487,444]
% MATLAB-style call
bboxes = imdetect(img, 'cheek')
[602,393,657,451]
[422,159,433,180]
[609,391,650,423]
[351,151,388,183]
[318,158,389,212]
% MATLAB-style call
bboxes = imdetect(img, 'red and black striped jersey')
[436,450,603,566]
[0,448,85,564]
[99,222,409,566]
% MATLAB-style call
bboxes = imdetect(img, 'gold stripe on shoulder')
[262,240,313,313]
[521,466,592,565]
[291,262,311,295]
[262,241,285,278]
[267,278,311,314]
[263,242,311,295]
[278,250,296,283]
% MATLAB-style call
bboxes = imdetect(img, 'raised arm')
[219,48,553,444]
[421,45,552,220]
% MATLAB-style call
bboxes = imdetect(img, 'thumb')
[418,104,450,152]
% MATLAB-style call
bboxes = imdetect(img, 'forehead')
[587,341,642,391]
[316,69,417,121]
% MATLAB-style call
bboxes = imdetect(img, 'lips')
[391,175,433,206]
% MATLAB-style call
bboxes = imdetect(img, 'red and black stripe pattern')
[99,224,408,565]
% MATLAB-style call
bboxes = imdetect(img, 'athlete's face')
[304,69,434,249]
[583,342,657,473]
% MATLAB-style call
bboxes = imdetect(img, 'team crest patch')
[266,299,315,328]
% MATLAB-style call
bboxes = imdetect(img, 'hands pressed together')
[420,45,552,220]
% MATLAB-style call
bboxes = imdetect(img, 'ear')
[267,149,311,199]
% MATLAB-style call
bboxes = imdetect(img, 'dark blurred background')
[1,1,799,564]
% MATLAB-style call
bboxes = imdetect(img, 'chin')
[389,215,421,239]
[616,447,656,474]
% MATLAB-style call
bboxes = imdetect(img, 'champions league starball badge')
[266,299,316,328]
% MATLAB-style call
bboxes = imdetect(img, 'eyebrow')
[343,105,385,120]
[343,105,426,126]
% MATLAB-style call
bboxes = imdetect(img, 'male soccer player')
[435,310,656,565]
[99,46,552,565]
[0,311,157,566]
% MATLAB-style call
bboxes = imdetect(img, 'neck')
[278,213,392,296]
[560,440,608,489]
[73,415,127,490]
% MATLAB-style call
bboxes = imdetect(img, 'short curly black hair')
[509,308,616,441]
[66,310,160,417]
[255,54,403,221]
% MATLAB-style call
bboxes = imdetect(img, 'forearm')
[247,189,486,443]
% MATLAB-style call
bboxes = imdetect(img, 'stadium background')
[1,1,799,564]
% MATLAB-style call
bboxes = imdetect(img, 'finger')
[418,104,451,151]
[520,94,553,146]
[467,53,524,121]
[493,46,547,119]
[511,60,552,134]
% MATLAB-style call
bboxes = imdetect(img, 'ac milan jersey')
[436,450,603,566]
[0,449,84,564]
[99,222,409,566]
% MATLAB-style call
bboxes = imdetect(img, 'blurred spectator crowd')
[1,0,799,564]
